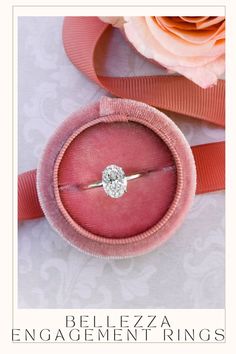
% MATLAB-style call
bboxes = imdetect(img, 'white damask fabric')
[18,17,225,309]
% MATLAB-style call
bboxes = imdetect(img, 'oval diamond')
[102,165,127,198]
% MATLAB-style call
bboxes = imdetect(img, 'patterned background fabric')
[18,17,225,309]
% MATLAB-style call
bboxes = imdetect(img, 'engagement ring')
[83,164,148,198]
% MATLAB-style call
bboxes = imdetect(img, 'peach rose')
[99,16,225,88]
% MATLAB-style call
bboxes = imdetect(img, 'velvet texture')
[37,97,196,258]
[57,121,177,238]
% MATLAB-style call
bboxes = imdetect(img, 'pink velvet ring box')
[37,97,196,258]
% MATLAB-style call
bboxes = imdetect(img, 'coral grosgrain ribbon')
[18,17,225,221]
[18,142,225,221]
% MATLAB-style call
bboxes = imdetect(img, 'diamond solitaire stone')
[102,165,127,198]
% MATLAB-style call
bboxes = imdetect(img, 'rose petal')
[169,55,224,88]
[204,54,225,76]
[146,17,224,57]
[124,17,224,68]
[153,17,225,45]
[196,16,225,29]
[169,64,218,88]
[180,16,209,23]
[157,17,200,30]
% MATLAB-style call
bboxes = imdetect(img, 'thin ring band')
[84,172,145,190]
[81,164,151,198]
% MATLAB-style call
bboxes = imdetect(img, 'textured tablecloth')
[18,17,225,309]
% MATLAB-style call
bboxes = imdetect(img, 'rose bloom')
[99,16,225,88]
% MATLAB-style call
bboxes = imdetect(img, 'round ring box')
[37,97,196,258]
